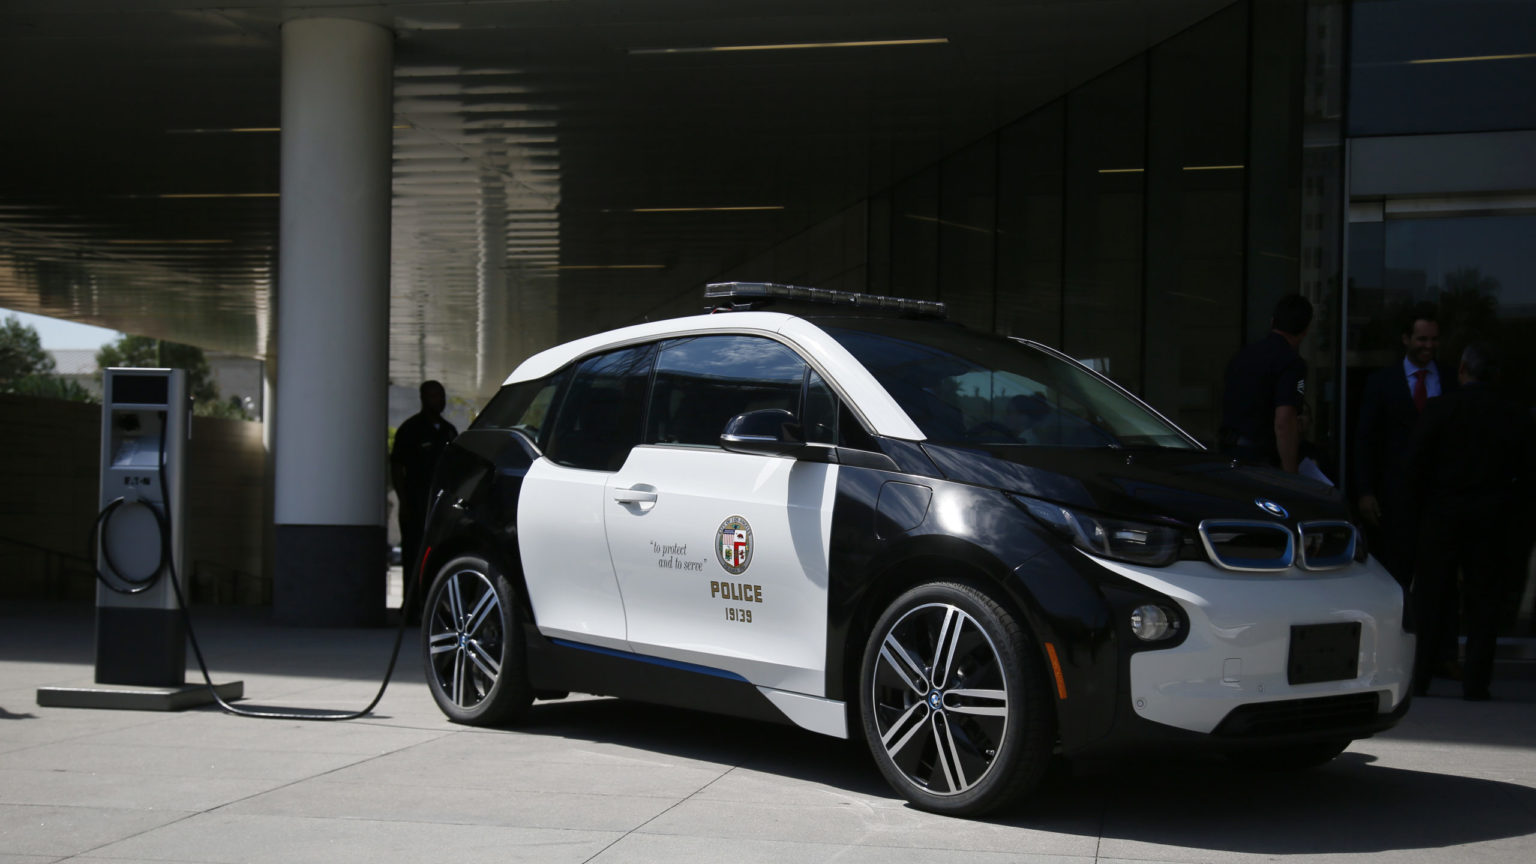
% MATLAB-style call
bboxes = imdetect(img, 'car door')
[603,334,838,696]
[517,343,655,649]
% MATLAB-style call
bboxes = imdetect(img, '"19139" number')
[726,607,753,623]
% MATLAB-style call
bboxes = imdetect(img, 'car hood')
[920,443,1349,527]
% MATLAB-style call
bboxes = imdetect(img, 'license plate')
[1288,622,1361,685]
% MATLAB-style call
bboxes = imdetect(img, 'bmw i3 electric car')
[416,282,1414,816]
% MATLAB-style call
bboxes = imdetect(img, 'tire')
[859,581,1054,816]
[1226,739,1350,771]
[422,555,532,726]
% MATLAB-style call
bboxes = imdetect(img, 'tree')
[0,315,96,402]
[0,314,57,386]
[8,373,97,402]
[96,334,243,418]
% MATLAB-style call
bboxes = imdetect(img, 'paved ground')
[2,602,1534,864]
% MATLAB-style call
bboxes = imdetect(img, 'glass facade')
[1346,0,1536,636]
[863,1,1316,447]
[1349,0,1536,136]
[731,1,1341,453]
[1347,212,1536,412]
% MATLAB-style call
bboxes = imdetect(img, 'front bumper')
[1091,554,1414,740]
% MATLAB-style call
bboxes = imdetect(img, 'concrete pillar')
[273,17,394,626]
[476,169,509,402]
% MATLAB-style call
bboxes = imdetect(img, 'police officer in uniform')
[391,380,457,621]
[1219,294,1313,473]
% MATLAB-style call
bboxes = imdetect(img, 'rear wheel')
[422,555,532,725]
[859,581,1054,816]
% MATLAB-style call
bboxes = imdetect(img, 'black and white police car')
[416,282,1413,816]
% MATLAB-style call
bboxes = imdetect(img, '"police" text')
[710,581,763,603]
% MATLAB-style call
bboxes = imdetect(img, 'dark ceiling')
[0,0,1230,398]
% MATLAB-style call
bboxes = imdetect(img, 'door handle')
[612,488,658,505]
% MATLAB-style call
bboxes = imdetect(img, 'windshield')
[821,319,1196,449]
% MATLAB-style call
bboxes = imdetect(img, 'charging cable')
[90,493,167,595]
[91,415,417,721]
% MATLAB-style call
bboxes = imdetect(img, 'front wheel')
[422,555,532,726]
[859,581,1054,816]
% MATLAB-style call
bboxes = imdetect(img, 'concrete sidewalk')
[2,602,1534,864]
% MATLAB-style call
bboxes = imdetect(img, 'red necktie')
[1413,368,1428,413]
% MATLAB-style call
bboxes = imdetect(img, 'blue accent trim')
[550,639,750,682]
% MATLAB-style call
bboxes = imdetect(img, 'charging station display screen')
[113,436,161,468]
[112,376,169,406]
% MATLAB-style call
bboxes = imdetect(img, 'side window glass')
[545,345,655,471]
[647,335,807,446]
[801,368,877,450]
[471,370,567,448]
[837,402,878,451]
[803,370,837,445]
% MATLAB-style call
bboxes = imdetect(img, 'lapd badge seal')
[716,515,753,575]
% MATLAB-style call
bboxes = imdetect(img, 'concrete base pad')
[36,680,244,711]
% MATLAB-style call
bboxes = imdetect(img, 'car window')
[823,321,1194,449]
[803,369,836,445]
[647,335,806,447]
[471,371,567,447]
[545,344,656,470]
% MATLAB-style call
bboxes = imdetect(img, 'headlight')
[1130,604,1180,641]
[1014,496,1184,567]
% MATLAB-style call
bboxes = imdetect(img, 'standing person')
[1407,342,1534,700]
[1219,294,1313,473]
[1353,303,1456,589]
[391,380,458,621]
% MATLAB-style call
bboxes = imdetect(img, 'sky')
[1,307,124,350]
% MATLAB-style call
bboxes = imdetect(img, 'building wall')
[719,0,1335,456]
[1342,0,1536,630]
[1343,0,1536,412]
[0,393,269,604]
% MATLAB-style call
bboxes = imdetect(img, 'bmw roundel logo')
[928,690,943,711]
[1254,498,1289,520]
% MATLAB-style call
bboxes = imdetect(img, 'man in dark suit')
[1407,342,1534,700]
[1353,303,1456,587]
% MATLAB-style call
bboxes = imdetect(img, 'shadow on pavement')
[505,696,1536,854]
[1005,751,1536,856]
[0,602,424,684]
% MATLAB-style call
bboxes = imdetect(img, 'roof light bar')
[704,282,947,318]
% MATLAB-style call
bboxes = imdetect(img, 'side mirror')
[719,409,835,462]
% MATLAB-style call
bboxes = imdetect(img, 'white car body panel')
[1097,553,1414,734]
[517,458,631,645]
[603,445,837,695]
[757,687,848,738]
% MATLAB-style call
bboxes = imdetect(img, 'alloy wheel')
[427,567,505,708]
[869,601,1011,797]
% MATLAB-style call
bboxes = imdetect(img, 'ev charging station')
[37,368,241,711]
[96,368,189,685]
